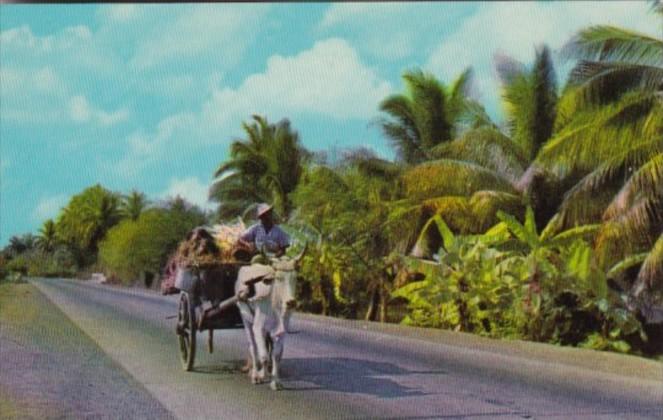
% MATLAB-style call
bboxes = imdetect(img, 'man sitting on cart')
[238,203,290,259]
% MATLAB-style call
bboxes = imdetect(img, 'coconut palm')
[378,68,493,164]
[210,115,305,220]
[121,190,148,221]
[396,46,562,256]
[495,45,558,162]
[6,234,36,256]
[37,219,58,252]
[535,17,663,315]
[56,185,122,258]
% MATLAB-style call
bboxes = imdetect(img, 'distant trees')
[121,190,149,221]
[99,200,206,284]
[55,184,122,264]
[36,219,58,252]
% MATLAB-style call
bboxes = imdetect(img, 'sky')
[1,2,660,245]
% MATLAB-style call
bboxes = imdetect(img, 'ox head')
[270,242,307,311]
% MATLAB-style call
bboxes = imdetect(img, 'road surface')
[28,278,663,419]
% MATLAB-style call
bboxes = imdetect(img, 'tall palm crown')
[496,45,558,162]
[121,190,148,221]
[536,17,663,312]
[378,68,489,164]
[210,115,305,221]
[55,184,122,254]
[37,219,58,252]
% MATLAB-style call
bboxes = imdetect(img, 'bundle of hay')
[209,219,248,261]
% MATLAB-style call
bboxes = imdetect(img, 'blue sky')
[1,2,659,245]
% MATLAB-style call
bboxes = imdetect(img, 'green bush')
[99,207,205,284]
[1,248,77,279]
[393,213,648,355]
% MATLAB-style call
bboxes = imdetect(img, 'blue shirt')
[240,223,290,253]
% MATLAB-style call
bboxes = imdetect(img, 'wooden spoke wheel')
[177,292,197,371]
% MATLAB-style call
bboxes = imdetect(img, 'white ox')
[234,248,305,390]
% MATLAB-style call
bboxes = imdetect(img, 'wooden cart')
[174,263,252,371]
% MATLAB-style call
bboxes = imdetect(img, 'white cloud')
[425,1,660,119]
[130,5,269,70]
[318,3,469,61]
[69,95,91,122]
[202,38,392,126]
[160,177,215,210]
[68,95,129,126]
[113,38,391,180]
[99,5,140,22]
[114,112,198,177]
[320,3,409,29]
[32,194,68,222]
[0,24,92,54]
[1,66,65,96]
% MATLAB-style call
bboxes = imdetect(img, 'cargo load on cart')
[160,220,253,296]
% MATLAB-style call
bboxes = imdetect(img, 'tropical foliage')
[55,184,122,264]
[537,20,663,316]
[378,68,493,164]
[99,204,206,284]
[210,115,305,220]
[121,190,149,221]
[394,214,646,353]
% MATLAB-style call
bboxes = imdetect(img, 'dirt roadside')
[0,282,174,420]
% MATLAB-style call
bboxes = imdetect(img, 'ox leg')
[269,332,285,391]
[252,311,269,384]
[238,303,260,384]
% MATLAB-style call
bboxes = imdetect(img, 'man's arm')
[238,225,257,250]
[275,227,290,257]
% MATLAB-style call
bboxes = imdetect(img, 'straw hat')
[256,203,273,218]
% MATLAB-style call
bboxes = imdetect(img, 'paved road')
[0,282,174,420]
[32,278,662,420]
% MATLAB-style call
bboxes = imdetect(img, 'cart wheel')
[177,292,196,371]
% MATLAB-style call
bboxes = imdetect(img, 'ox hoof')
[270,381,283,391]
[251,372,266,384]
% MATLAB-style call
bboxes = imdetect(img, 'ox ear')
[294,241,308,267]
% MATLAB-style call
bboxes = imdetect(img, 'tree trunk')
[364,285,378,321]
[378,277,387,323]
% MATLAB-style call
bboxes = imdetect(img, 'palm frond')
[537,92,659,173]
[469,190,524,232]
[432,127,528,182]
[630,233,663,320]
[562,25,663,67]
[607,252,649,279]
[567,62,663,106]
[401,159,516,201]
[604,153,663,221]
[549,224,601,248]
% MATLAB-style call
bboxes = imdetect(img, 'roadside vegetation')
[2,9,661,357]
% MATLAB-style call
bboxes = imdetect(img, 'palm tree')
[210,115,305,220]
[535,16,663,315]
[37,219,58,252]
[121,190,148,221]
[495,45,558,162]
[378,68,493,164]
[56,184,122,260]
[396,46,562,255]
[6,235,32,256]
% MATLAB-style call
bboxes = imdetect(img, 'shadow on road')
[194,359,246,375]
[282,357,446,398]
